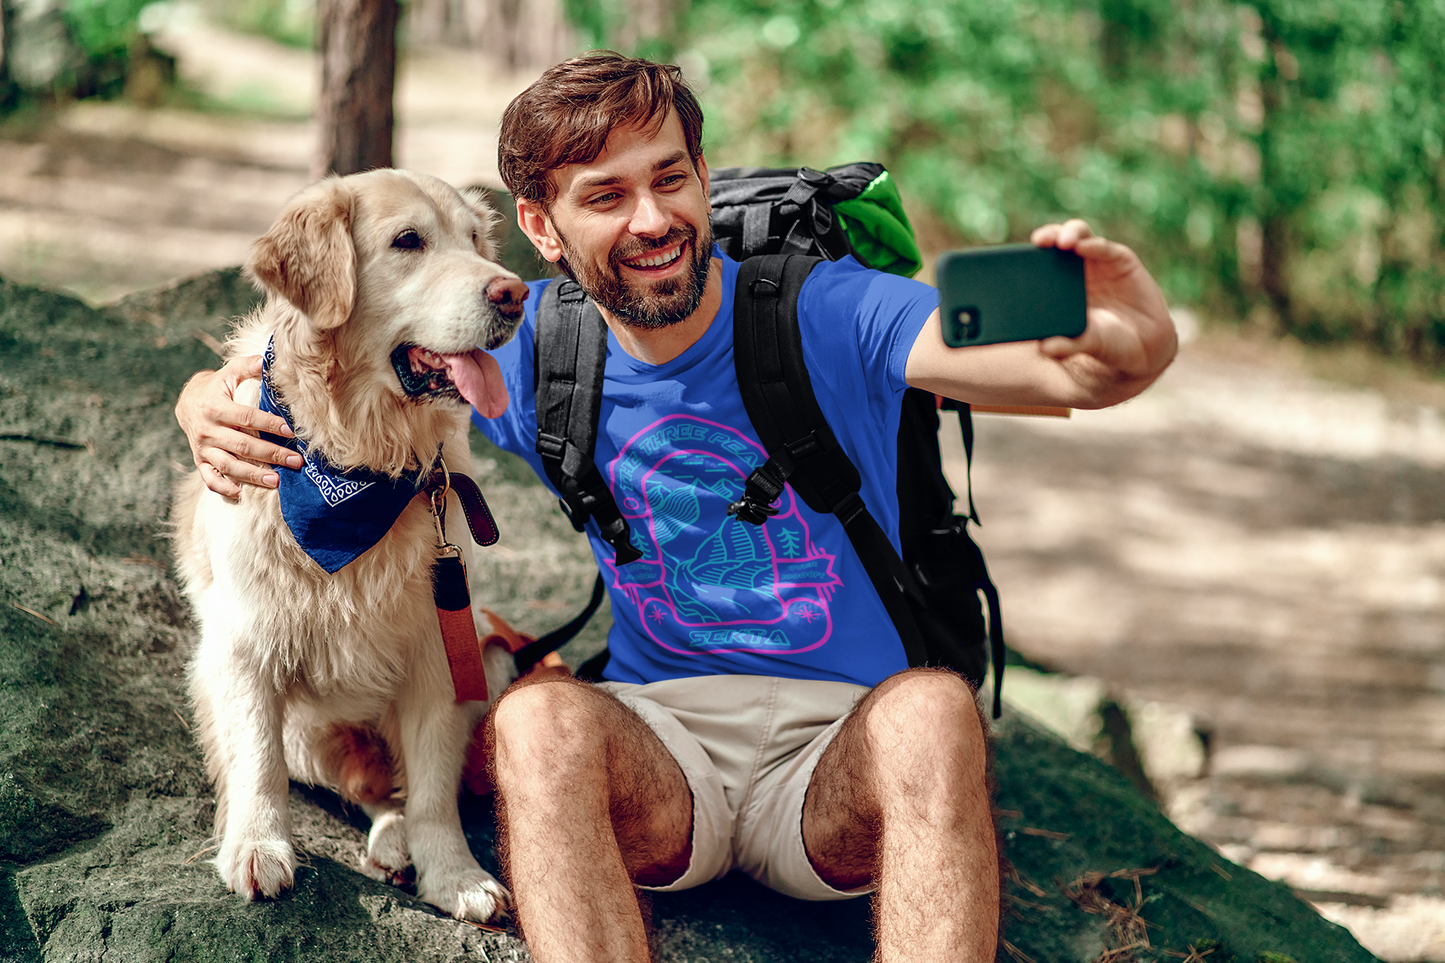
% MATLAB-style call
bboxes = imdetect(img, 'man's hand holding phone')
[909,219,1177,410]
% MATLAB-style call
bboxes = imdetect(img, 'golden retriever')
[171,169,527,922]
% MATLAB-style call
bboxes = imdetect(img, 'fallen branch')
[0,431,86,449]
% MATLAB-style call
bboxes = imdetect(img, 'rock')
[0,269,1381,961]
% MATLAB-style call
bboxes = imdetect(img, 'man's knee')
[860,668,988,772]
[488,675,610,775]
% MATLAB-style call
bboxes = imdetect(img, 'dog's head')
[246,170,525,417]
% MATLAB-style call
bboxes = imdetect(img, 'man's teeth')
[629,247,682,268]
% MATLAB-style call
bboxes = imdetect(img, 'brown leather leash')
[422,457,503,703]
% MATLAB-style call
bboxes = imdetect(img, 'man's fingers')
[203,398,294,443]
[1031,219,1095,250]
[199,462,244,499]
[218,354,265,386]
[198,445,282,490]
[197,423,302,469]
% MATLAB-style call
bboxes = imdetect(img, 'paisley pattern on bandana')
[259,338,428,573]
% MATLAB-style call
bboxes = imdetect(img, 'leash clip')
[427,457,462,559]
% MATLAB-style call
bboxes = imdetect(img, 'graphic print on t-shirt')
[605,414,842,657]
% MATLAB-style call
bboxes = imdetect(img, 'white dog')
[172,169,527,922]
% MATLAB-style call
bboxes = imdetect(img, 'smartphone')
[936,244,1087,347]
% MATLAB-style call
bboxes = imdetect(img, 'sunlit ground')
[2,10,1443,960]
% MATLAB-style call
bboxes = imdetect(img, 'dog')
[171,169,528,922]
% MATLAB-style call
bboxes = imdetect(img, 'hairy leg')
[803,668,1000,962]
[487,675,693,963]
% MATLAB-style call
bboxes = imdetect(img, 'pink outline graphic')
[606,414,842,656]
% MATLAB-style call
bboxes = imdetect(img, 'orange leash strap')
[426,461,491,703]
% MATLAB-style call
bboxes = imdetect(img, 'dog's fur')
[172,169,524,922]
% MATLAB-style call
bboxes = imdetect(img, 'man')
[177,53,1176,962]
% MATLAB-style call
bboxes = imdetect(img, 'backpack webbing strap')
[941,397,980,524]
[533,280,642,565]
[733,254,930,670]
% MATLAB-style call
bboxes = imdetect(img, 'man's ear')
[515,196,564,264]
[246,177,356,330]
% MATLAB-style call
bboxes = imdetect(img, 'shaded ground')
[0,12,1440,961]
[949,335,1445,960]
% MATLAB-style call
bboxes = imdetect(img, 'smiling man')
[176,52,1177,962]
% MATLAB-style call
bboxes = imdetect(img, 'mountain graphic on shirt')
[606,415,842,656]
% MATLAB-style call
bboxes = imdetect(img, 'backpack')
[515,163,1007,717]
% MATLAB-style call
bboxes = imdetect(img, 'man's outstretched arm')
[905,219,1179,410]
[175,356,303,498]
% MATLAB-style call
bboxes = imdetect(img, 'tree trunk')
[313,0,398,180]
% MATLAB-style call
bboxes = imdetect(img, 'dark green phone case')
[936,244,1087,347]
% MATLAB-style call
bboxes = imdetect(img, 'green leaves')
[612,0,1444,363]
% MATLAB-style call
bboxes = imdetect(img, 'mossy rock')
[0,269,1379,961]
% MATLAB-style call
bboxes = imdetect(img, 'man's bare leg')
[803,667,1000,962]
[487,675,693,963]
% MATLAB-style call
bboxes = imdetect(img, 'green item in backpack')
[832,169,923,279]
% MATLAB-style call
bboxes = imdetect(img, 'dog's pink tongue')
[443,349,509,418]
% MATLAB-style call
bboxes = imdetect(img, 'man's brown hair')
[498,51,704,209]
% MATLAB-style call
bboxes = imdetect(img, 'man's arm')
[904,220,1178,409]
[175,356,303,498]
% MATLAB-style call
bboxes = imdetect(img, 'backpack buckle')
[727,495,780,525]
[727,461,787,525]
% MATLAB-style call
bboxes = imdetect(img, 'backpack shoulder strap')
[533,279,641,565]
[732,254,929,668]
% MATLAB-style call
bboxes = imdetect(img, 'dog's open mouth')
[391,344,509,417]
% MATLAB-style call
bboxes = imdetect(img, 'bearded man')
[177,52,1178,962]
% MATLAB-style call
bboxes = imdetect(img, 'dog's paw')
[419,868,511,924]
[217,838,296,899]
[360,808,412,885]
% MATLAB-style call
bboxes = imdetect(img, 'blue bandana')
[259,339,430,573]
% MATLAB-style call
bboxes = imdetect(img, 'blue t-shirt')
[473,252,937,688]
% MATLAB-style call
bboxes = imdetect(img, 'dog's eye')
[392,230,424,251]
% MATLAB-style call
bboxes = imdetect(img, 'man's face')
[525,113,713,330]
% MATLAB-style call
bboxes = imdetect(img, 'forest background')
[1,0,1443,369]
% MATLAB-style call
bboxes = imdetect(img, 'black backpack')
[514,163,1006,717]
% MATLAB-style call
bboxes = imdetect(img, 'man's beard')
[557,223,713,330]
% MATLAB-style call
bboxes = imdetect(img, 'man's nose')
[629,191,670,237]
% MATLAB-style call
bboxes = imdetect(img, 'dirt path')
[951,336,1445,961]
[2,15,1441,961]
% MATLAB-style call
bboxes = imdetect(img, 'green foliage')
[63,0,154,60]
[584,0,1445,366]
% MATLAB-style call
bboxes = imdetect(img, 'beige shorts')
[598,674,874,902]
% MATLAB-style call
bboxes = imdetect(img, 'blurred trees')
[313,0,397,177]
[578,0,1442,363]
[0,0,173,110]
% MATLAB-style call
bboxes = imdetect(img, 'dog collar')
[259,338,430,573]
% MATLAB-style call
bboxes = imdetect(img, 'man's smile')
[620,239,687,273]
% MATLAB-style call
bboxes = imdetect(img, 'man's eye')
[392,229,424,250]
[659,173,687,189]
[589,192,621,206]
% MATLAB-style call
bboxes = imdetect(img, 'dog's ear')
[247,178,356,330]
[460,186,504,262]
